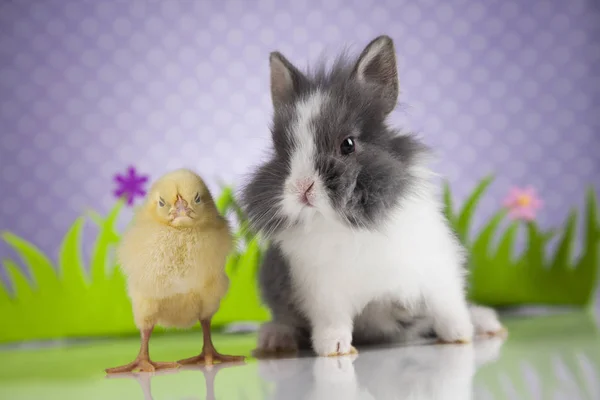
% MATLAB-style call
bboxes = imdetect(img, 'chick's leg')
[178,319,245,365]
[105,327,179,374]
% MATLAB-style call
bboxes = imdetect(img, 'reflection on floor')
[1,311,599,399]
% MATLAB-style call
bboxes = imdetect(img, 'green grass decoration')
[443,175,599,307]
[0,189,270,344]
[1,176,599,343]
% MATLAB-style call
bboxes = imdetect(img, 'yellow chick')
[106,168,244,374]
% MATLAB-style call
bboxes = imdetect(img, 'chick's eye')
[158,198,165,207]
[194,193,201,204]
[340,137,356,155]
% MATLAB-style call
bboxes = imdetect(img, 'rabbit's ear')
[352,35,399,115]
[269,51,304,110]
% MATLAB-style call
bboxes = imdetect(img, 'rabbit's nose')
[296,178,315,194]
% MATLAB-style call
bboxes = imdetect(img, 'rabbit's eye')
[194,193,201,204]
[340,137,356,155]
[158,198,165,207]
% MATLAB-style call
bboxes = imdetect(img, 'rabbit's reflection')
[259,337,505,400]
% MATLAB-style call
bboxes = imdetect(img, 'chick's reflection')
[259,337,505,400]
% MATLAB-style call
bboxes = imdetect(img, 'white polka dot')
[438,68,456,85]
[178,78,200,97]
[306,10,324,27]
[14,52,35,69]
[212,77,229,93]
[472,98,491,115]
[576,157,594,174]
[540,96,558,112]
[524,113,542,130]
[2,164,18,183]
[32,100,52,118]
[502,32,520,51]
[210,46,229,64]
[489,81,507,98]
[474,130,493,147]
[404,38,422,55]
[422,21,438,38]
[527,144,543,162]
[257,0,276,11]
[454,51,472,68]
[405,69,423,86]
[436,4,454,21]
[274,12,292,29]
[241,13,260,30]
[116,112,135,131]
[490,114,508,131]
[259,28,275,45]
[456,115,475,132]
[491,144,510,162]
[556,109,575,126]
[452,20,470,36]
[230,93,247,109]
[226,29,244,46]
[456,84,473,102]
[81,112,102,132]
[65,98,85,116]
[506,96,524,114]
[505,65,523,81]
[197,94,212,111]
[113,17,133,36]
[572,93,590,111]
[209,14,228,31]
[404,4,422,23]
[541,128,559,145]
[227,61,246,78]
[339,9,356,25]
[437,36,455,54]
[148,112,166,129]
[522,81,539,98]
[180,109,198,130]
[80,17,99,36]
[440,100,458,115]
[422,53,439,69]
[466,2,485,21]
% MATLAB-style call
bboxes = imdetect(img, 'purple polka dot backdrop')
[0,0,599,287]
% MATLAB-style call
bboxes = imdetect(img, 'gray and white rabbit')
[240,35,505,357]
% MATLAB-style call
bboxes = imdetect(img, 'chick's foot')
[105,357,180,374]
[178,350,244,366]
[178,318,245,366]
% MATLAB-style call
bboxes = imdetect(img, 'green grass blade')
[442,180,455,225]
[472,210,505,261]
[550,210,577,271]
[90,199,124,283]
[495,219,519,264]
[525,222,545,268]
[216,186,235,215]
[0,262,11,301]
[58,216,87,285]
[1,232,57,291]
[3,258,32,300]
[456,175,494,244]
[575,188,599,305]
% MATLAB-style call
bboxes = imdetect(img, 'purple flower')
[113,166,149,206]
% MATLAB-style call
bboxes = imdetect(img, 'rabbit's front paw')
[257,321,298,353]
[312,327,357,357]
[434,314,474,344]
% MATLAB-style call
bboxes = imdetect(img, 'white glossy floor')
[1,311,599,399]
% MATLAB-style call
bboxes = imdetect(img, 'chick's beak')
[174,195,190,217]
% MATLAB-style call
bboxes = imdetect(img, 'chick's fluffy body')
[117,169,233,330]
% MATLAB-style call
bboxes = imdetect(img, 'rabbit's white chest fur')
[276,189,474,356]
[278,191,465,314]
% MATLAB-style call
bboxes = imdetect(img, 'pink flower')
[503,186,543,221]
